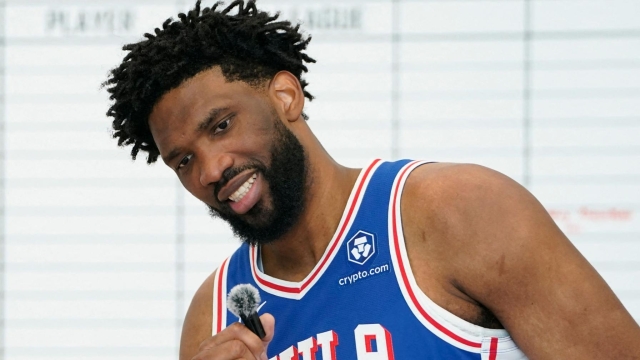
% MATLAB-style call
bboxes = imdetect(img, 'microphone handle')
[241,312,266,339]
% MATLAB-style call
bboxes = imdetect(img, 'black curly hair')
[103,0,315,163]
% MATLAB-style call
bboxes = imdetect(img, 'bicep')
[448,167,640,359]
[179,271,215,360]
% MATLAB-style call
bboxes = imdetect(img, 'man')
[104,1,640,359]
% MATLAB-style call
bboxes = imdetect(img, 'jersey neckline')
[249,158,383,299]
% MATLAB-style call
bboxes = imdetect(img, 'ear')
[268,71,305,122]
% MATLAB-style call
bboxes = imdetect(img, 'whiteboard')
[2,0,639,358]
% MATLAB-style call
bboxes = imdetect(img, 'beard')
[207,116,308,246]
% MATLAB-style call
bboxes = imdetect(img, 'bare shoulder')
[179,270,216,360]
[401,162,640,359]
[402,161,555,242]
[401,162,524,217]
[399,163,530,325]
[400,162,533,253]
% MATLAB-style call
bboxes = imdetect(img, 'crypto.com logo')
[347,230,376,265]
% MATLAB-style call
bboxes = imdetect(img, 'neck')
[260,149,361,282]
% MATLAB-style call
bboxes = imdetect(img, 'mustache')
[213,161,267,199]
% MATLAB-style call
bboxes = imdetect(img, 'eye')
[177,154,193,170]
[213,115,234,134]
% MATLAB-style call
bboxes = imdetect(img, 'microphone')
[227,283,266,339]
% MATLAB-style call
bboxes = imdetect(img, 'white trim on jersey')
[481,336,528,360]
[211,257,231,336]
[388,160,527,359]
[249,159,384,299]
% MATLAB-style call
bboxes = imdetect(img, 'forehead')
[150,67,249,127]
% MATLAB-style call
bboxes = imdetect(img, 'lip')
[217,169,258,202]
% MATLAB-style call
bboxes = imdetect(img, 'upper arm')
[179,270,216,360]
[404,163,640,359]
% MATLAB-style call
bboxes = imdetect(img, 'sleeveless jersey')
[212,159,527,359]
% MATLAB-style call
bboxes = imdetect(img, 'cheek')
[231,135,271,163]
[177,169,205,198]
[241,114,276,144]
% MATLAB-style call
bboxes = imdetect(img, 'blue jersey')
[212,159,527,359]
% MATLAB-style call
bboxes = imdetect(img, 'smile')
[229,173,257,202]
[217,170,264,215]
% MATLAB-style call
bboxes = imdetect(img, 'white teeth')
[229,174,258,202]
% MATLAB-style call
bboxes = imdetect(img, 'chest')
[259,263,478,360]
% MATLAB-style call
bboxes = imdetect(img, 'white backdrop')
[1,0,639,358]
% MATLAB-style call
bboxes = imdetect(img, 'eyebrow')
[163,106,230,165]
[196,106,230,133]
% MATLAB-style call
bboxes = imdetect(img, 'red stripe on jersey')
[391,161,482,349]
[385,328,396,360]
[252,159,382,294]
[364,334,376,352]
[489,337,498,360]
[215,258,228,334]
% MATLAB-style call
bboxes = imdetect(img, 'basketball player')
[104,1,640,359]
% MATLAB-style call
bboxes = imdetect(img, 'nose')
[199,152,233,187]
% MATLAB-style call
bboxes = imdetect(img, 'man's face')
[148,68,308,245]
[207,115,307,245]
